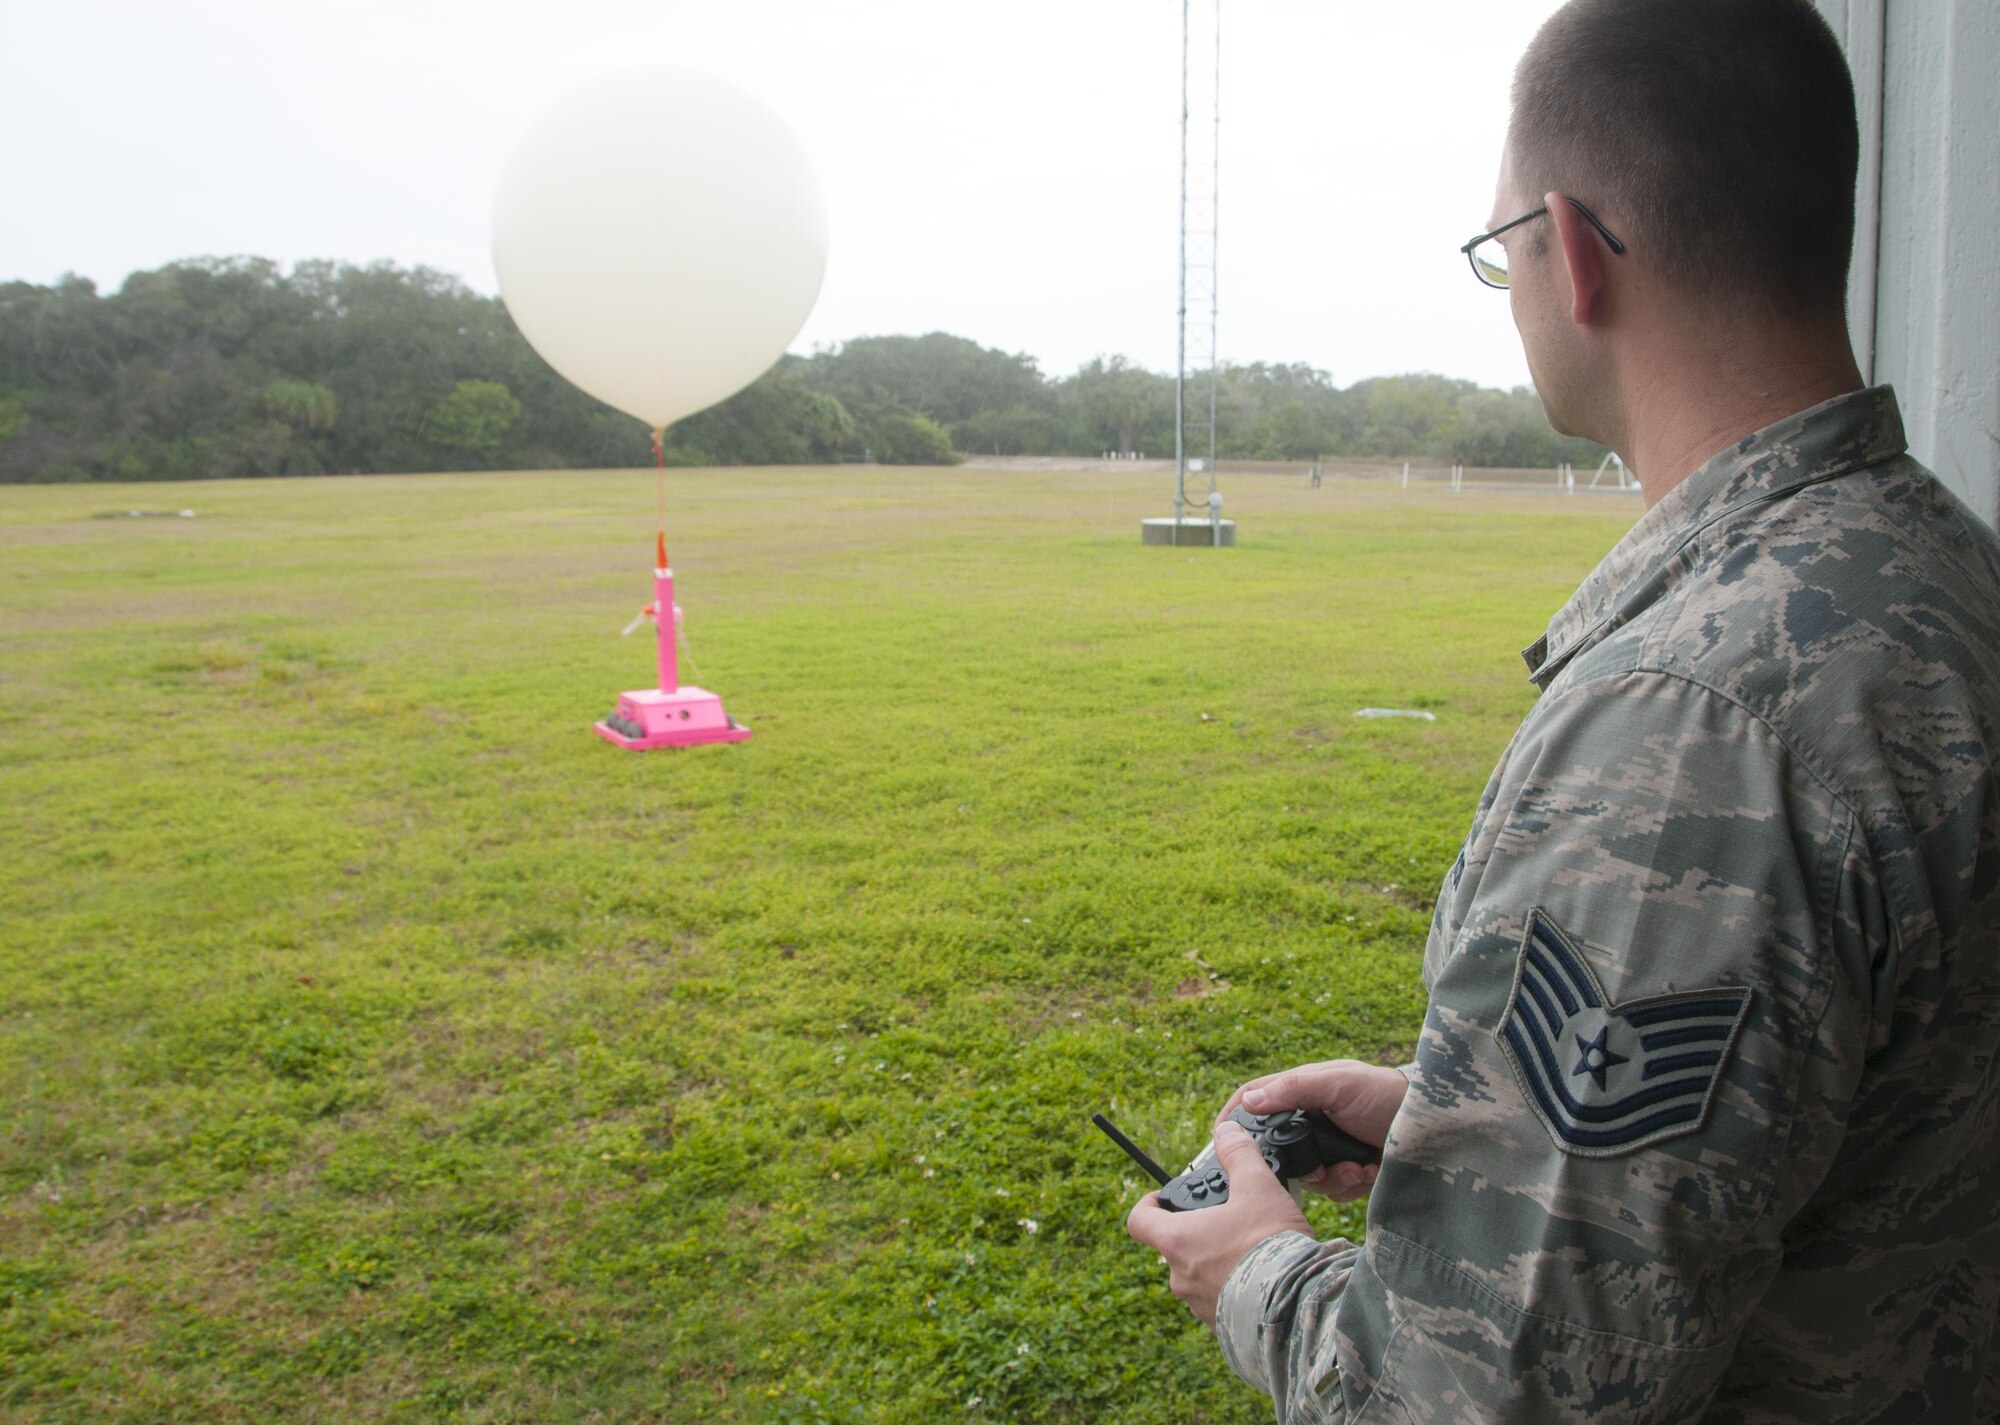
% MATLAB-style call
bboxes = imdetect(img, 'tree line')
[0,257,1606,483]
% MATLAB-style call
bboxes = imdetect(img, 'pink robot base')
[595,559,750,750]
[595,686,750,749]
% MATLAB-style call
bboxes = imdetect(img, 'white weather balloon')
[492,68,828,432]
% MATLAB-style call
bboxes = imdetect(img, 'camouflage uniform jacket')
[1215,387,2000,1422]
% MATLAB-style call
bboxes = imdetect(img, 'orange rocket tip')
[656,532,669,571]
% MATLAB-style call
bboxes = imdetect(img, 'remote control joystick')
[1154,1107,1381,1212]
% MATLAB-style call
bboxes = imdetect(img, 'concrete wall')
[1816,0,2000,528]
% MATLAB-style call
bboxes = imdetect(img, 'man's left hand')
[1124,1121,1313,1326]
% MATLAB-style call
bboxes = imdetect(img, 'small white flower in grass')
[1016,1342,1032,1356]
[1018,1218,1039,1234]
[964,1252,977,1266]
[965,1395,982,1408]
[915,1154,926,1164]
[994,1187,1009,1198]
[924,1168,935,1178]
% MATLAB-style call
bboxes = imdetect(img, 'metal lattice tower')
[1174,0,1220,526]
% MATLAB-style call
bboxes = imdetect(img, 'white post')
[1402,461,1410,489]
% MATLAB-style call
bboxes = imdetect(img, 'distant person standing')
[1128,0,2000,1419]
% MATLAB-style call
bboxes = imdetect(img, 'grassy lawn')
[0,466,1637,1423]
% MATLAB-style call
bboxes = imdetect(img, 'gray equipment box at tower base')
[1141,518,1237,547]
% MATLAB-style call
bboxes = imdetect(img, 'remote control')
[1094,1107,1381,1212]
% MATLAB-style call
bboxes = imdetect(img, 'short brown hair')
[1509,0,1858,315]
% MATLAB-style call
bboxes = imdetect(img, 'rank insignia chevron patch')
[1498,909,1752,1157]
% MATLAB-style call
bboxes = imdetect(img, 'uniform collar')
[1521,385,1908,686]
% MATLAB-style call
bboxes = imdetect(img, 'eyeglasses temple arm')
[1564,197,1627,254]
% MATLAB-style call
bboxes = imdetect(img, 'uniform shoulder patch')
[1498,908,1751,1157]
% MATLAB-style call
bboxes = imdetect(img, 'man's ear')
[1546,191,1609,326]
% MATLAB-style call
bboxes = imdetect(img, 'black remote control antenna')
[1092,1112,1172,1186]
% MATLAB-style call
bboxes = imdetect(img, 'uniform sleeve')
[1216,668,1873,1424]
[1214,1232,1363,1422]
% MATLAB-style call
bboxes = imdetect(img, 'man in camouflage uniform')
[1127,1,2000,1419]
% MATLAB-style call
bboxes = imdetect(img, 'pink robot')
[595,533,750,749]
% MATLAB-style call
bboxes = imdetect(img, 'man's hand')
[1216,1059,1407,1203]
[1125,1121,1311,1326]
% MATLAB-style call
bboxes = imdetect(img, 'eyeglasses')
[1460,197,1626,289]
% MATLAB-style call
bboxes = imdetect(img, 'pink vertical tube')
[656,565,679,693]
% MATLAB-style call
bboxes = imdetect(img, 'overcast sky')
[4,0,1568,390]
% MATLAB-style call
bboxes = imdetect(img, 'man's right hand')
[1215,1059,1408,1202]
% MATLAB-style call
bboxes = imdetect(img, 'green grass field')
[0,467,1637,1423]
